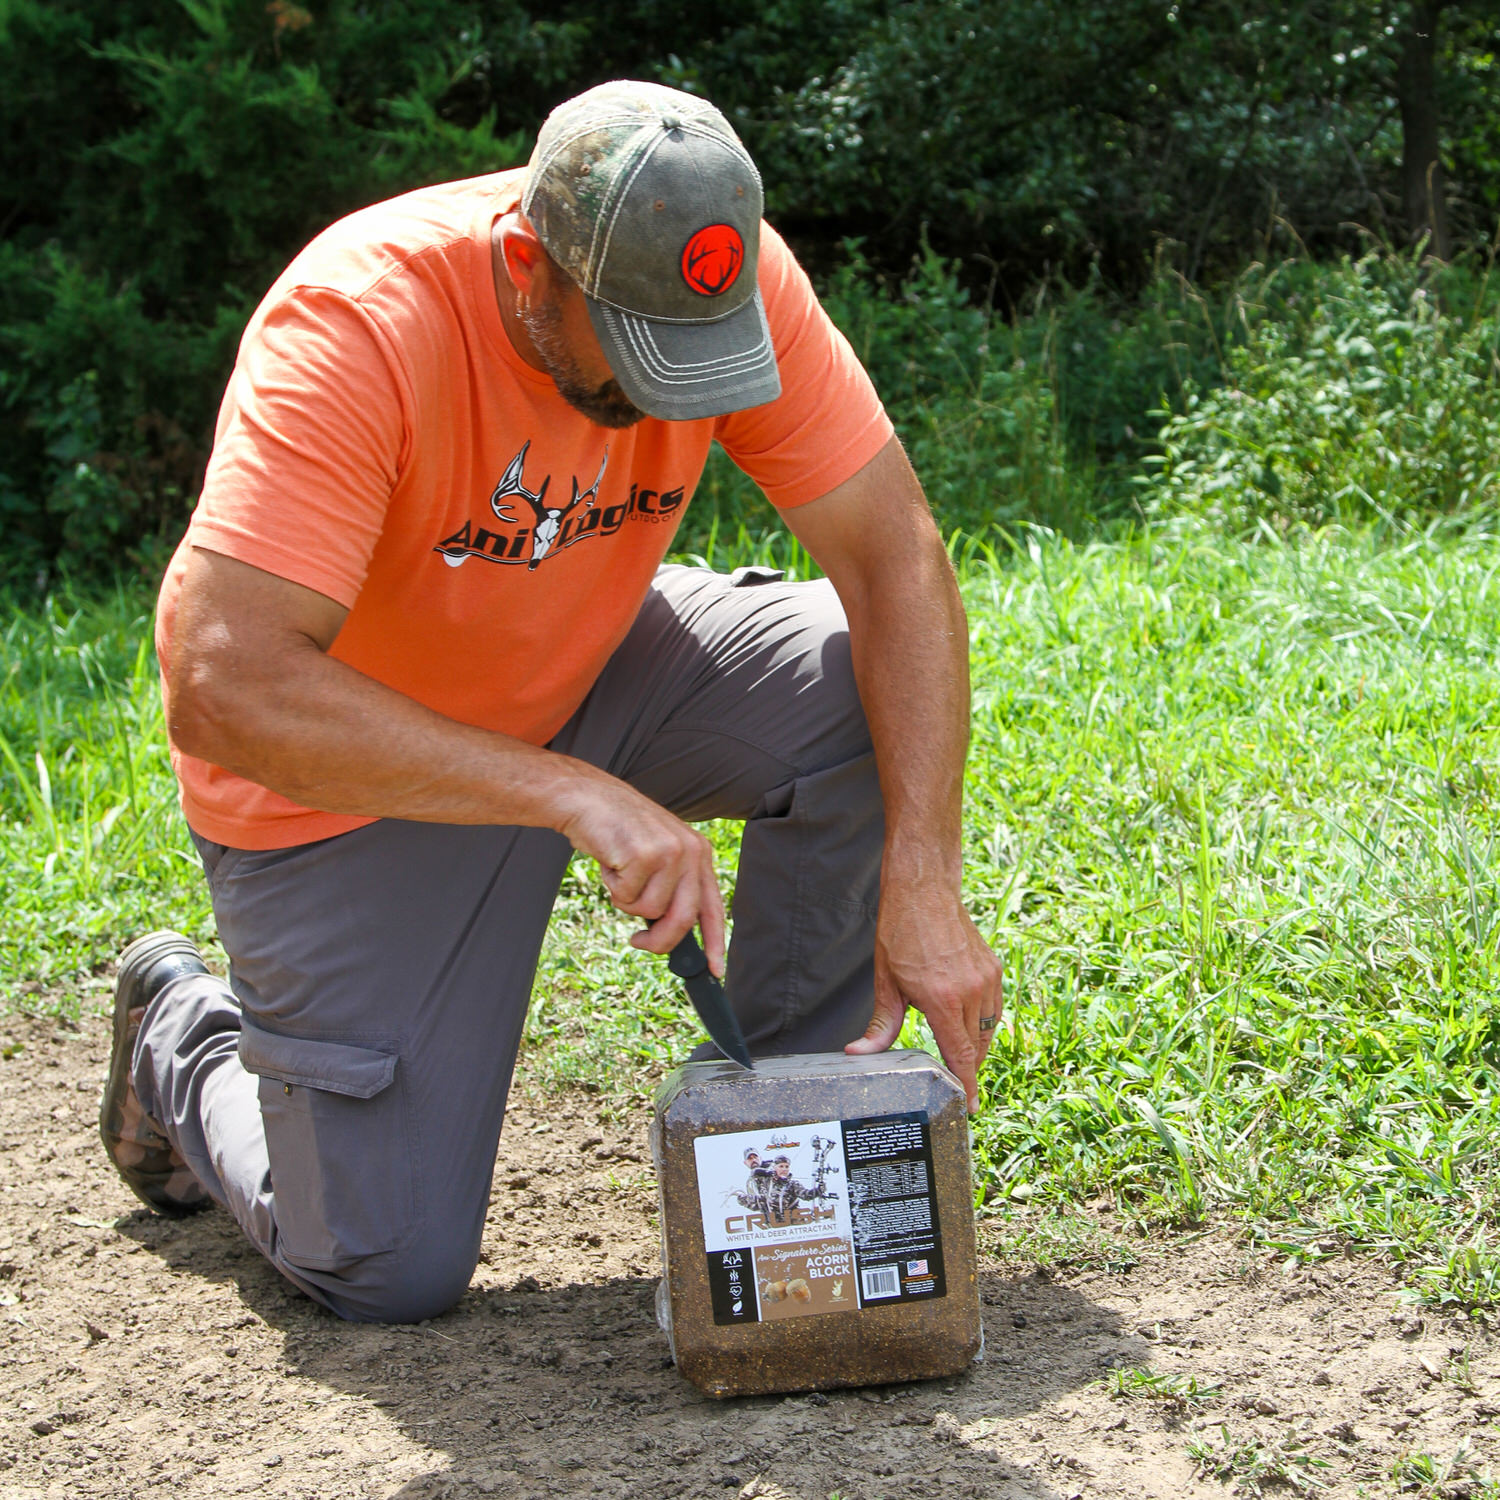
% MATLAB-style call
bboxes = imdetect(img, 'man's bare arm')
[780,436,1003,1111]
[168,546,726,969]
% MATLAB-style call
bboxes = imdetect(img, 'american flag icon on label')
[906,1259,928,1276]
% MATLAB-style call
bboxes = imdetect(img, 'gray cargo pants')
[132,565,882,1322]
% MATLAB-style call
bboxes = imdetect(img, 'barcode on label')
[861,1264,900,1300]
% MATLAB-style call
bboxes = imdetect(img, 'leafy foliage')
[0,242,241,575]
[1,0,543,576]
[1188,1422,1330,1495]
[2,0,1497,571]
[742,1,1500,282]
[1148,253,1500,530]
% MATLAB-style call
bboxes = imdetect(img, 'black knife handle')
[667,932,711,982]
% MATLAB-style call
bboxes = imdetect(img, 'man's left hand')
[844,884,1003,1113]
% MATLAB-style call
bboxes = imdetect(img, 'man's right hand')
[554,775,727,977]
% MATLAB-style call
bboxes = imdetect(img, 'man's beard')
[522,297,647,430]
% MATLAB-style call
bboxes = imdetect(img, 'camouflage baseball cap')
[522,81,782,421]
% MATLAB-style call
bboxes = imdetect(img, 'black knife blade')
[666,931,754,1070]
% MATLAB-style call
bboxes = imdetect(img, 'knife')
[665,930,754,1070]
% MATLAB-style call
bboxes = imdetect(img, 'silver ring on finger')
[979,1014,998,1031]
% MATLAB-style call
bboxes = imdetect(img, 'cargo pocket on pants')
[239,1022,416,1271]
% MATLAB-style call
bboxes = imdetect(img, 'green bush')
[0,242,242,577]
[1147,252,1500,531]
[0,0,546,580]
[741,1,1500,280]
[683,242,1238,546]
[4,0,1498,575]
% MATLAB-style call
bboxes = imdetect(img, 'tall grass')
[958,515,1500,1300]
[677,240,1500,560]
[0,590,213,991]
[675,240,1245,551]
[5,242,1500,1302]
[514,512,1500,1303]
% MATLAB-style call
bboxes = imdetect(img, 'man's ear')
[496,215,546,300]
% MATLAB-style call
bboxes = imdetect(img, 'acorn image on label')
[651,1050,982,1398]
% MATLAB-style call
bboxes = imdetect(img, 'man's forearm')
[841,534,971,894]
[785,437,1001,1108]
[168,544,729,965]
[172,628,604,830]
[796,443,972,891]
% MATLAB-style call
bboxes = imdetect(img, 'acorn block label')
[695,1112,945,1326]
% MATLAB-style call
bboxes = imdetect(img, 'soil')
[4,1011,1500,1500]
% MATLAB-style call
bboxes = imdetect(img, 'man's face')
[522,279,646,430]
[745,1152,760,1169]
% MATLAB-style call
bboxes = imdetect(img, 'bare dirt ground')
[4,1011,1500,1500]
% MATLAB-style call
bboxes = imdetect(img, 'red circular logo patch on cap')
[681,224,744,297]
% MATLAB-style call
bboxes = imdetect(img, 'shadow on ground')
[14,1016,1481,1500]
[113,1199,1135,1500]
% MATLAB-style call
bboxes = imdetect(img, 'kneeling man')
[100,81,1002,1323]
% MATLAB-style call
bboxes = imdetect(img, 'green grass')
[1389,1442,1497,1498]
[6,509,1500,1309]
[960,515,1500,1301]
[1187,1423,1331,1495]
[1101,1364,1222,1411]
[0,586,215,994]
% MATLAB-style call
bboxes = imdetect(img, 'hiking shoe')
[100,931,212,1217]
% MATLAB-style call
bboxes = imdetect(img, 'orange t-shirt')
[156,169,893,850]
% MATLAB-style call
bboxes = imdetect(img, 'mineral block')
[651,1050,981,1397]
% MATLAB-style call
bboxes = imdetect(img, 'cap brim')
[586,290,782,421]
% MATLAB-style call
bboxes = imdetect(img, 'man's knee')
[294,1238,479,1324]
